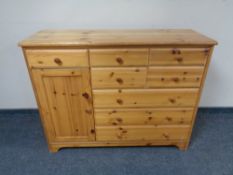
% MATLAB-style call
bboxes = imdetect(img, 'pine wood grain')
[91,67,147,88]
[93,89,199,108]
[147,66,204,88]
[149,48,208,66]
[90,49,149,66]
[20,29,217,152]
[32,68,95,142]
[19,29,217,47]
[96,125,190,141]
[26,49,89,68]
[95,108,194,126]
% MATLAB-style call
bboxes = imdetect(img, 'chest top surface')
[19,29,217,47]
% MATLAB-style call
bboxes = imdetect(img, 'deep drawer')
[90,49,149,66]
[146,66,204,88]
[96,125,190,141]
[149,48,209,66]
[95,108,194,126]
[91,67,147,88]
[93,89,199,108]
[26,49,89,68]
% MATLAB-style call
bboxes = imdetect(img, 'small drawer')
[96,125,190,141]
[91,67,147,89]
[25,49,88,68]
[147,66,204,88]
[149,48,209,66]
[90,49,148,66]
[95,108,194,126]
[93,89,199,108]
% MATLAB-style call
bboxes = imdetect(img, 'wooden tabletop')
[19,29,217,47]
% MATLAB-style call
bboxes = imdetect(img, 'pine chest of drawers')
[19,29,217,152]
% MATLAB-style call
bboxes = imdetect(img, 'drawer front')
[91,67,147,89]
[26,49,89,68]
[93,89,199,108]
[149,48,208,66]
[96,125,190,141]
[90,49,148,66]
[95,108,194,126]
[147,66,204,88]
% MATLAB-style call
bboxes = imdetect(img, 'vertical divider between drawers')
[145,48,150,88]
[87,48,97,141]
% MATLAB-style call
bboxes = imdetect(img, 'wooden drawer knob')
[54,58,63,65]
[116,78,123,84]
[116,99,123,105]
[116,57,124,65]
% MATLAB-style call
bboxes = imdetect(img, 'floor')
[0,108,232,175]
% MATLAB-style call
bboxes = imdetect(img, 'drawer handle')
[116,78,124,84]
[54,58,63,65]
[116,57,124,65]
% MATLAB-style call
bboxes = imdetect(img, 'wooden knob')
[116,57,124,65]
[54,58,63,65]
[82,92,90,99]
[90,129,95,134]
[116,78,123,84]
[116,99,123,105]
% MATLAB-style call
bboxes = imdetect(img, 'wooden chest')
[19,29,217,152]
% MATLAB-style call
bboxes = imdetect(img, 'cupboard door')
[32,68,95,142]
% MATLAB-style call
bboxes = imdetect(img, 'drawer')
[90,49,148,66]
[95,108,194,126]
[149,48,209,66]
[147,66,204,88]
[93,89,199,108]
[91,67,147,88]
[26,49,89,68]
[96,125,190,141]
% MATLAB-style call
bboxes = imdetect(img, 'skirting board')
[0,107,233,115]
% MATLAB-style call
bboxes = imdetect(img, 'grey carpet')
[0,108,232,175]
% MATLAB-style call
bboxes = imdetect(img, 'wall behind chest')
[0,0,232,108]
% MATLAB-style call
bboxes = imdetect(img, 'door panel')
[32,68,95,142]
